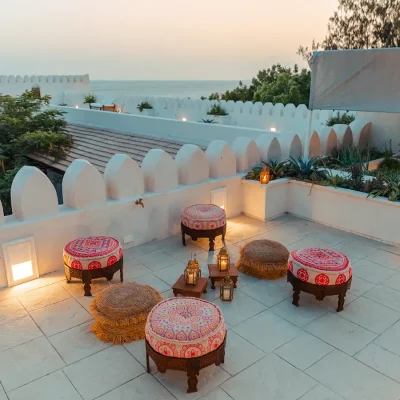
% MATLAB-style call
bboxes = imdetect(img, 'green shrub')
[370,171,400,201]
[207,104,228,116]
[137,102,153,112]
[84,94,96,104]
[326,111,355,126]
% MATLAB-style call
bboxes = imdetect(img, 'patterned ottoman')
[287,248,352,312]
[145,297,227,393]
[63,236,123,296]
[181,204,226,251]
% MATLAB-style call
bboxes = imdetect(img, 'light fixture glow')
[12,261,33,282]
[182,117,187,122]
[75,105,79,109]
[270,127,276,132]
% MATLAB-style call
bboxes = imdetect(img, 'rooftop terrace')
[1,215,400,400]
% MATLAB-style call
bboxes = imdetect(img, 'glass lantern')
[217,247,230,272]
[260,166,271,184]
[184,254,201,286]
[220,276,234,301]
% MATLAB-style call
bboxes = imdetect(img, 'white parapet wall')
[52,106,372,158]
[0,75,90,105]
[0,142,247,288]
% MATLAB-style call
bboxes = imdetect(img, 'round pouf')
[145,297,227,393]
[90,282,162,344]
[63,236,123,296]
[237,239,290,279]
[288,248,352,312]
[181,204,227,251]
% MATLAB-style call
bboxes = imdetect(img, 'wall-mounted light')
[182,117,187,122]
[75,105,79,109]
[211,187,227,211]
[2,237,39,287]
[270,127,276,132]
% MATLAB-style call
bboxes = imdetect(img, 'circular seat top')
[91,282,162,322]
[63,236,123,270]
[289,248,352,286]
[241,240,289,263]
[181,204,226,230]
[145,297,226,358]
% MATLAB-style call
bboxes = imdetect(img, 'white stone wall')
[0,141,248,288]
[0,75,90,105]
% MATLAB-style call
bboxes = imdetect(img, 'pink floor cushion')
[63,236,123,270]
[181,204,226,230]
[145,297,226,358]
[289,247,352,286]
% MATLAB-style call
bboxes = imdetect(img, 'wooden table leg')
[211,278,216,289]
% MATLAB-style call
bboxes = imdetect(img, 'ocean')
[90,80,250,99]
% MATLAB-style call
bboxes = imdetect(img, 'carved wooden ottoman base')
[181,223,226,252]
[64,257,123,296]
[287,271,352,312]
[145,336,226,393]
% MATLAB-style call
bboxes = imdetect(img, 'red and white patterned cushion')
[181,204,226,230]
[289,248,351,286]
[63,236,123,270]
[145,297,226,358]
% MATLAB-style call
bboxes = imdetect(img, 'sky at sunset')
[0,0,338,80]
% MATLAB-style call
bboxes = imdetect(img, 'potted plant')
[137,101,155,116]
[207,103,230,125]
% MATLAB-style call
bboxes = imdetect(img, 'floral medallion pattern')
[181,204,226,230]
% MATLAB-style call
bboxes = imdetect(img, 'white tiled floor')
[1,214,400,399]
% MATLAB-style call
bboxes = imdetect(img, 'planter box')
[206,115,231,125]
[241,178,289,221]
[242,178,400,245]
[139,109,155,117]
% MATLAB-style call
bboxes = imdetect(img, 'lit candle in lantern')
[217,248,230,272]
[223,287,231,300]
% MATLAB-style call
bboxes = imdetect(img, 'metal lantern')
[220,276,234,301]
[217,247,230,272]
[184,253,201,286]
[260,166,271,184]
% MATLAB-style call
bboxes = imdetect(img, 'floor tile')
[0,297,27,326]
[304,313,377,356]
[123,259,153,281]
[17,283,70,311]
[340,296,400,334]
[59,279,115,298]
[233,310,301,353]
[382,272,400,291]
[366,249,400,270]
[199,388,232,400]
[239,280,292,307]
[352,259,397,284]
[133,273,170,293]
[0,337,65,392]
[96,373,176,400]
[0,392,6,400]
[49,321,110,364]
[355,343,400,383]
[212,291,267,326]
[132,250,181,271]
[331,240,375,261]
[348,276,376,297]
[220,331,265,375]
[7,370,81,400]
[374,320,400,356]
[155,365,230,400]
[30,298,92,337]
[0,316,43,352]
[124,339,157,372]
[299,384,344,400]
[63,346,145,400]
[221,352,316,400]
[306,350,400,400]
[275,332,333,370]
[271,297,327,327]
[154,262,190,286]
[363,284,400,312]
[76,295,93,312]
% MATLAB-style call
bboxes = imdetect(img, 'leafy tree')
[0,91,72,214]
[206,64,311,106]
[298,0,400,60]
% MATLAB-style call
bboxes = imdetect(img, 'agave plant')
[337,146,370,169]
[201,118,216,124]
[245,166,263,181]
[137,101,153,112]
[370,171,400,201]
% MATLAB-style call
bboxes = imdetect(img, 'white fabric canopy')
[309,48,400,113]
